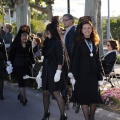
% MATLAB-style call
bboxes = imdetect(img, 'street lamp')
[107,0,110,40]
[67,0,70,13]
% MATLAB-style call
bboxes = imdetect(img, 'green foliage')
[102,17,120,40]
[31,12,47,20]
[12,22,17,35]
[30,19,46,34]
[116,55,120,64]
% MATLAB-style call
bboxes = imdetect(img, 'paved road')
[0,81,120,120]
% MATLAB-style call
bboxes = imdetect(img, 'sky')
[52,0,120,18]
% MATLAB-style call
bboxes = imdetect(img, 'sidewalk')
[4,77,120,120]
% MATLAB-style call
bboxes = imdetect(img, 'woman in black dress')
[70,20,103,120]
[9,25,35,105]
[40,22,67,120]
[0,35,7,100]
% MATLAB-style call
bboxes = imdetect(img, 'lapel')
[65,26,74,45]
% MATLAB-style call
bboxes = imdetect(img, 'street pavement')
[0,64,120,120]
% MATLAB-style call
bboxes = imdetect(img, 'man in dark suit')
[62,14,76,110]
[62,14,76,59]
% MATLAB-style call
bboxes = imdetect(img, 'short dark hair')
[63,13,74,23]
[37,32,42,37]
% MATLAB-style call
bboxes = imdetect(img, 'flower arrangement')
[101,88,120,105]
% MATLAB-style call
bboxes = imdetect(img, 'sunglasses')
[107,44,111,47]
[63,19,70,22]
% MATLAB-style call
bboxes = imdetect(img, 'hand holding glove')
[32,64,35,68]
[7,61,11,65]
[36,71,42,89]
[98,80,104,86]
[6,61,13,74]
[54,70,62,82]
[68,72,76,90]
[98,73,104,86]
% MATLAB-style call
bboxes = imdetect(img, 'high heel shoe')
[60,114,67,120]
[75,104,80,113]
[42,112,50,120]
[17,94,23,103]
[22,98,28,106]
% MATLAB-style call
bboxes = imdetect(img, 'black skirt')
[74,73,102,105]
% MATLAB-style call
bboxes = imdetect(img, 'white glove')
[54,70,62,82]
[6,62,13,74]
[98,80,104,86]
[36,71,42,89]
[70,78,76,85]
[68,72,76,90]
[7,61,11,65]
[32,64,35,68]
[68,72,74,79]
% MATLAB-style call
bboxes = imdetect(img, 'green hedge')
[116,55,120,64]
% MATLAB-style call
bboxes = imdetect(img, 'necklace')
[85,39,93,57]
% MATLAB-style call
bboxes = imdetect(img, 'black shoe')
[17,94,23,103]
[42,112,50,120]
[72,102,76,110]
[60,114,67,120]
[0,95,4,100]
[75,104,80,113]
[17,94,20,100]
[22,98,28,106]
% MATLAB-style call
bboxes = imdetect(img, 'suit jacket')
[102,51,117,74]
[65,26,76,59]
[71,40,103,80]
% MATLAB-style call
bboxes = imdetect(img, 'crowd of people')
[0,14,120,120]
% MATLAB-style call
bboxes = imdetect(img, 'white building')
[4,7,16,24]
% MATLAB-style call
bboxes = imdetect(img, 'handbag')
[34,45,41,60]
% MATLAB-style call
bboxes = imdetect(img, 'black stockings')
[81,105,89,120]
[81,104,96,120]
[53,91,65,116]
[43,90,50,113]
[89,104,96,120]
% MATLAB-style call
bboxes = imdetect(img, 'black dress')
[0,37,7,79]
[41,37,65,92]
[71,39,103,105]
[9,40,35,87]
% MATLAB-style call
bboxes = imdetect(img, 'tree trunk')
[84,0,99,29]
[46,4,53,21]
[97,0,104,56]
[85,0,103,56]
[15,0,30,31]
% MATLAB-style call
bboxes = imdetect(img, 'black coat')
[0,37,7,79]
[33,44,42,60]
[102,51,117,74]
[71,40,103,105]
[65,26,76,59]
[3,32,12,44]
[9,40,35,87]
[41,37,65,92]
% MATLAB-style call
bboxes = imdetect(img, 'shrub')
[116,55,120,64]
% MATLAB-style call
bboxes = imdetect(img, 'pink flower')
[101,88,120,105]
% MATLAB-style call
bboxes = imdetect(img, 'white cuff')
[98,81,103,86]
